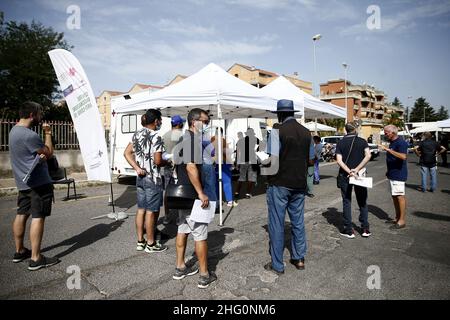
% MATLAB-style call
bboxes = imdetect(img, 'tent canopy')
[112,63,282,119]
[437,119,450,128]
[410,122,450,134]
[304,121,337,132]
[260,76,346,119]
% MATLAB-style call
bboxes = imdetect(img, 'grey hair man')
[379,124,409,229]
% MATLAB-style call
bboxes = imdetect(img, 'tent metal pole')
[218,102,224,226]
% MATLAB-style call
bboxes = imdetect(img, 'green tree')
[409,97,437,122]
[0,15,73,119]
[436,106,449,121]
[384,112,404,129]
[392,97,403,107]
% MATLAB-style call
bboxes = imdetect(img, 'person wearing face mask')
[9,101,60,271]
[124,108,169,253]
[199,114,218,205]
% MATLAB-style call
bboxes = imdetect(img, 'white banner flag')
[48,49,111,183]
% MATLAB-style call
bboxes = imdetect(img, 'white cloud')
[155,19,215,36]
[225,0,292,9]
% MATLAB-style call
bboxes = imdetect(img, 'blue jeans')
[420,166,437,191]
[314,160,320,182]
[136,176,163,212]
[267,185,307,272]
[307,166,314,193]
[340,178,369,232]
[201,164,217,201]
[216,164,233,202]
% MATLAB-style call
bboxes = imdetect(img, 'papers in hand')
[256,151,270,163]
[22,155,42,183]
[190,200,216,224]
[349,168,373,188]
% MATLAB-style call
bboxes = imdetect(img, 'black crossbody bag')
[337,136,356,188]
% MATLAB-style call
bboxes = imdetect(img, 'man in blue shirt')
[379,125,409,229]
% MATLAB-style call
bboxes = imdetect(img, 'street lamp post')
[342,62,348,123]
[312,34,322,97]
[312,34,322,132]
[407,95,412,123]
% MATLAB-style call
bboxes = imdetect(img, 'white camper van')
[110,109,266,177]
[109,109,175,176]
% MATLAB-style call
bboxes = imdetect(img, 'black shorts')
[17,184,54,218]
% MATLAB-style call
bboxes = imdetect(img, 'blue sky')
[2,0,450,111]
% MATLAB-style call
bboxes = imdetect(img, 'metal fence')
[0,119,110,151]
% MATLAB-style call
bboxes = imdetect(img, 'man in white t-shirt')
[124,109,169,253]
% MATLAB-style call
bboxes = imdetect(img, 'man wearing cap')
[264,99,313,274]
[162,115,186,224]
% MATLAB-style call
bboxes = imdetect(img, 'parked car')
[320,135,378,161]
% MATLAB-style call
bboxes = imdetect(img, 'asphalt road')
[0,152,449,300]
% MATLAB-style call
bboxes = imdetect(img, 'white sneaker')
[245,193,252,199]
[227,201,238,207]
[339,231,355,239]
[136,240,146,251]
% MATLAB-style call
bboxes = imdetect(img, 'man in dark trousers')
[413,132,446,192]
[335,122,372,239]
[9,101,60,270]
[264,99,312,274]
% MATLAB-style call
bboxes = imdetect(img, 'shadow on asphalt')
[319,175,334,180]
[322,207,343,233]
[412,211,450,222]
[321,207,367,235]
[368,204,392,221]
[261,222,312,257]
[113,186,136,210]
[41,220,124,259]
[442,189,450,194]
[59,194,87,202]
[207,227,234,272]
[405,183,421,191]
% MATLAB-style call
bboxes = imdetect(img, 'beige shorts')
[389,180,405,196]
[177,210,208,241]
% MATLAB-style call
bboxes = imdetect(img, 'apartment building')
[319,79,404,139]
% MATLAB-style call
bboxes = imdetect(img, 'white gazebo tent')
[112,63,280,225]
[410,123,450,134]
[437,119,450,129]
[260,75,346,120]
[304,122,337,132]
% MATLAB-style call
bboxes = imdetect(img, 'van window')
[121,114,137,134]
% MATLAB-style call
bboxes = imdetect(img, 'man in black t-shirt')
[335,122,372,239]
[172,108,217,289]
[413,132,446,192]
